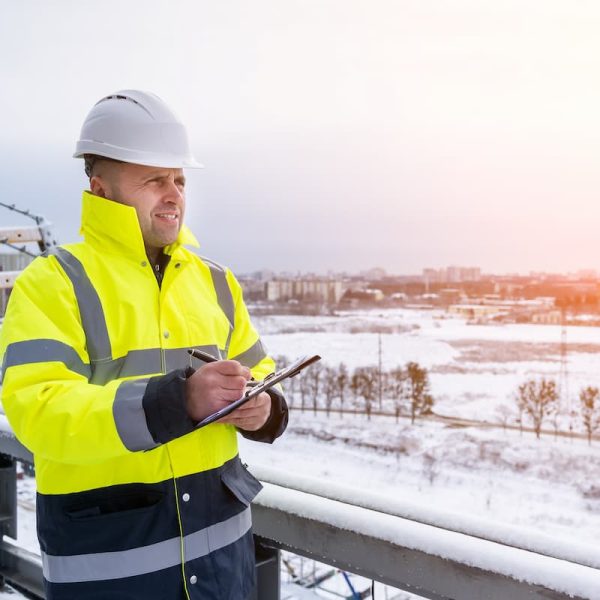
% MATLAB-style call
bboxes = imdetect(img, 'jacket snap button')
[190,575,197,585]
[182,493,190,502]
[163,331,170,339]
[175,262,181,268]
[141,261,147,267]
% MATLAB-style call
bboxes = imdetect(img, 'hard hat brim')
[73,142,204,169]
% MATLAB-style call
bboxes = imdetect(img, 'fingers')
[218,392,272,431]
[213,361,251,379]
[231,393,269,412]
[185,360,251,421]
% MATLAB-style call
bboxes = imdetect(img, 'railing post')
[253,536,280,600]
[0,454,17,542]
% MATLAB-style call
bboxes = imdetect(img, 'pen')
[187,348,218,363]
[188,348,258,386]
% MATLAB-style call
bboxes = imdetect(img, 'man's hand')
[218,391,272,431]
[185,360,272,431]
[185,360,251,422]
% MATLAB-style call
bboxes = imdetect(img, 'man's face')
[92,162,186,255]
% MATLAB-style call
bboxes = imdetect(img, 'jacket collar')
[80,190,200,260]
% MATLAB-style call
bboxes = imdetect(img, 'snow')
[250,463,600,569]
[15,472,39,555]
[257,481,600,598]
[241,412,600,555]
[255,308,600,424]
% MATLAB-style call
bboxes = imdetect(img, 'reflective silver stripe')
[231,338,267,368]
[91,349,162,385]
[2,339,91,379]
[2,343,222,387]
[112,378,158,452]
[185,504,252,560]
[50,248,112,362]
[41,506,251,583]
[91,345,221,385]
[203,258,235,357]
[165,346,217,372]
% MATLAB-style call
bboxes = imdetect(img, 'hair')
[83,154,124,179]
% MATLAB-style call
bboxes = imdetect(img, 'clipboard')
[195,354,321,429]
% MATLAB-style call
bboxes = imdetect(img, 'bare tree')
[580,386,600,445]
[299,370,310,412]
[515,378,558,439]
[308,361,323,415]
[406,362,434,424]
[350,369,362,414]
[353,366,378,420]
[495,404,512,433]
[387,366,407,423]
[322,366,337,418]
[336,362,349,418]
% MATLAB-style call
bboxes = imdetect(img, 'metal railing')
[0,417,597,599]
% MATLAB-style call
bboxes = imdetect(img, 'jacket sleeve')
[225,269,289,443]
[0,255,161,465]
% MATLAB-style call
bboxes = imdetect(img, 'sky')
[1,0,600,275]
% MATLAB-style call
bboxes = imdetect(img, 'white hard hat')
[73,90,203,169]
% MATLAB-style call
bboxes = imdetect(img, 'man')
[0,90,288,599]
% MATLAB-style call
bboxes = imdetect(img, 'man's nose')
[162,179,184,203]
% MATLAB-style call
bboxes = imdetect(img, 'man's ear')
[90,176,107,198]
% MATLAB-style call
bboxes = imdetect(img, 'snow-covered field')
[254,308,600,426]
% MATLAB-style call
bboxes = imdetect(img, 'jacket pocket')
[220,459,263,506]
[65,489,165,521]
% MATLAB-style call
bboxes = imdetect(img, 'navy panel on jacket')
[38,456,263,600]
[36,480,179,555]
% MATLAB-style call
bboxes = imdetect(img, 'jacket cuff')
[239,386,289,444]
[142,367,197,444]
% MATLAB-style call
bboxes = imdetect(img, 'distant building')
[439,288,465,303]
[390,292,408,302]
[362,267,387,280]
[422,266,481,285]
[422,268,441,286]
[531,310,562,325]
[449,297,561,324]
[448,304,507,320]
[266,279,345,304]
[340,287,385,307]
[248,269,275,281]
[575,269,598,280]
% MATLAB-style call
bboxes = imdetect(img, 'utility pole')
[559,308,571,439]
[377,333,383,411]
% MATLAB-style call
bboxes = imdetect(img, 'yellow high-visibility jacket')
[0,191,287,600]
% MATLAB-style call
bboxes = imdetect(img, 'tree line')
[275,356,600,444]
[274,356,434,423]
